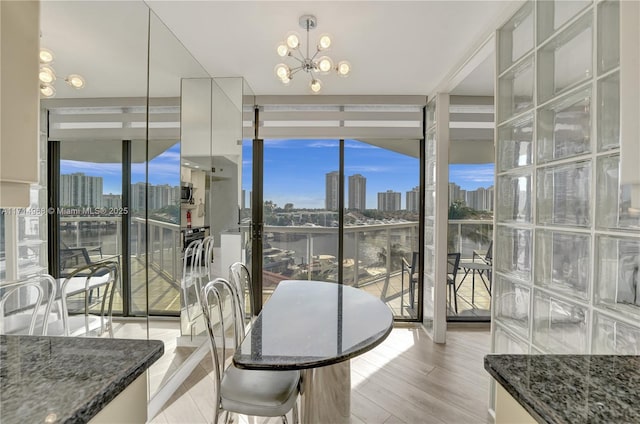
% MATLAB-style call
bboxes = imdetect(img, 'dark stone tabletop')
[0,335,163,424]
[485,354,640,423]
[234,280,393,370]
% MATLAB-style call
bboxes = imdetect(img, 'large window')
[57,139,125,314]
[447,163,494,321]
[247,138,421,320]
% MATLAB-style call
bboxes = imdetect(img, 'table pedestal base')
[301,361,350,424]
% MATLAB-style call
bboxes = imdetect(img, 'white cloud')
[344,142,378,150]
[61,160,122,176]
[346,165,392,173]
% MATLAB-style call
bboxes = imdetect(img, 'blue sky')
[243,139,494,209]
[60,143,181,194]
[60,140,494,208]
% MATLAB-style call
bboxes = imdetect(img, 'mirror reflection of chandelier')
[39,48,86,98]
[274,15,351,94]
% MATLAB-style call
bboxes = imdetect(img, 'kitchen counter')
[0,335,163,424]
[485,354,640,423]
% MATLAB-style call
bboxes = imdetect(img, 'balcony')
[54,217,493,321]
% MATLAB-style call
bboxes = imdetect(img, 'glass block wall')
[493,0,640,355]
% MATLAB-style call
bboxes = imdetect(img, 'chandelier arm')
[288,55,304,64]
[289,67,304,77]
[291,48,306,62]
[310,48,321,61]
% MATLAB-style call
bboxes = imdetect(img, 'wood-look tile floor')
[149,325,492,424]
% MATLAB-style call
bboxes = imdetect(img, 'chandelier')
[39,48,86,98]
[274,15,351,94]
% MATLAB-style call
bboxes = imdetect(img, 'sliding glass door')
[56,139,126,314]
[259,139,340,303]
[343,139,421,320]
[251,137,422,320]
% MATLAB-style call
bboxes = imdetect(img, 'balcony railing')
[239,221,420,318]
[55,217,492,318]
[60,216,181,314]
[447,219,493,260]
[447,219,493,320]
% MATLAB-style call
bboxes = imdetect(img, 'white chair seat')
[221,366,300,417]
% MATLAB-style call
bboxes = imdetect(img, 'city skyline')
[243,140,495,209]
[60,140,495,210]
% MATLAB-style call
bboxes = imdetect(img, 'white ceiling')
[146,0,519,96]
[39,1,519,100]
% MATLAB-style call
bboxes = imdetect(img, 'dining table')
[233,279,394,424]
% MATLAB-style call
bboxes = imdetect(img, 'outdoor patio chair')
[447,253,461,313]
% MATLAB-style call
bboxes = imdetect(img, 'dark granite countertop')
[0,335,164,424]
[485,354,640,424]
[234,280,393,370]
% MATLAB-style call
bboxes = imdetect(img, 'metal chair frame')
[201,278,299,424]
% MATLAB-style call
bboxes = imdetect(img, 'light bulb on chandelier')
[38,47,86,98]
[274,15,351,93]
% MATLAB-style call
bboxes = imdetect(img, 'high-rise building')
[129,182,179,212]
[103,194,122,209]
[378,190,401,212]
[348,174,366,211]
[448,182,465,205]
[464,186,494,211]
[325,171,339,211]
[60,173,103,208]
[406,186,420,212]
[130,182,146,212]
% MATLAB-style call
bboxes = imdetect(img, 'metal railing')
[447,219,493,260]
[247,221,419,285]
[132,217,181,282]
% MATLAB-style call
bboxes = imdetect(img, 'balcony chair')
[398,252,420,312]
[200,278,300,424]
[459,241,493,304]
[0,274,57,335]
[447,252,461,314]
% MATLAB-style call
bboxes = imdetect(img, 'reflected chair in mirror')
[199,235,215,280]
[228,262,255,330]
[201,278,300,424]
[181,239,205,324]
[447,253,461,314]
[0,274,57,335]
[59,240,103,273]
[50,259,120,337]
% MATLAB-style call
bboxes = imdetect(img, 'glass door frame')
[250,137,424,322]
[47,138,144,317]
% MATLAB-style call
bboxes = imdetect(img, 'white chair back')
[0,274,57,336]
